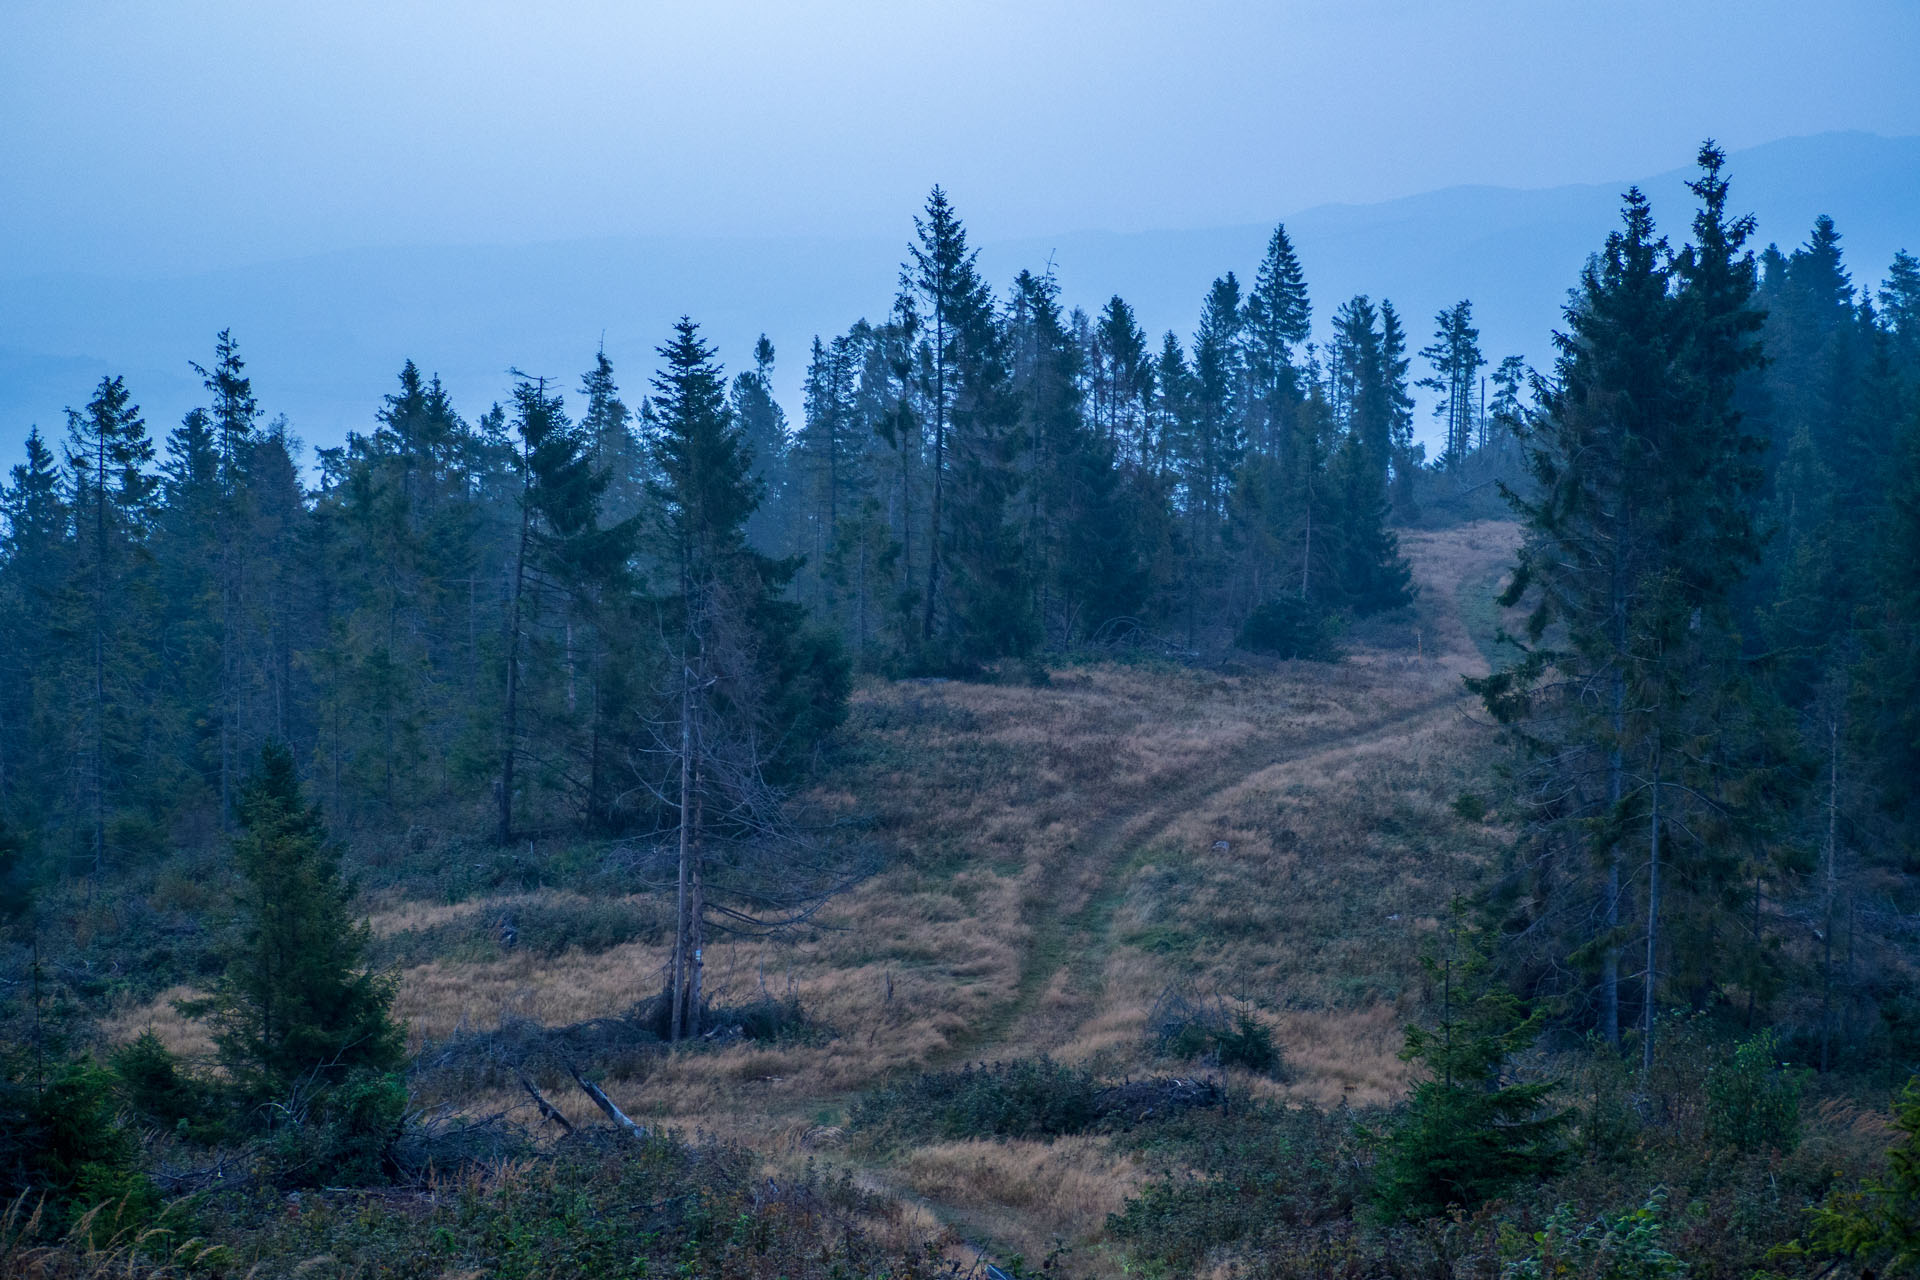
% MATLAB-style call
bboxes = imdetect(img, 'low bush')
[628,991,815,1045]
[0,1052,157,1235]
[266,1068,409,1188]
[198,1130,958,1280]
[1451,791,1490,822]
[375,895,666,969]
[1236,598,1341,661]
[1149,988,1284,1076]
[1108,1100,1371,1275]
[110,1031,224,1144]
[1500,1191,1686,1280]
[1704,1030,1805,1155]
[853,1059,1101,1143]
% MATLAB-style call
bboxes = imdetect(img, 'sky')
[5,0,1920,279]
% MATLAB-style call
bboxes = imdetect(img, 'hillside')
[102,520,1519,1272]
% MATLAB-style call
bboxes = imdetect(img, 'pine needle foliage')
[1374,910,1569,1221]
[181,743,402,1103]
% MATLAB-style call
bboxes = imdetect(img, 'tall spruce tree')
[60,377,157,874]
[1419,301,1486,466]
[644,318,848,1039]
[1472,150,1772,1063]
[183,743,402,1102]
[1244,224,1311,460]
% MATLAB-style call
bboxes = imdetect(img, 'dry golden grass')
[99,985,215,1061]
[100,521,1524,1278]
[892,1136,1144,1256]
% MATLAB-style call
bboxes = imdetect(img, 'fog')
[6,1,1918,276]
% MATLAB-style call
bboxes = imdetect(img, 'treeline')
[0,321,847,882]
[1473,144,1920,1073]
[765,192,1429,666]
[0,184,1464,873]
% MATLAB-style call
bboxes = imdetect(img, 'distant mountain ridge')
[2,131,1914,461]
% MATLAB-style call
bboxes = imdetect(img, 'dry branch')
[519,1073,574,1134]
[566,1061,648,1138]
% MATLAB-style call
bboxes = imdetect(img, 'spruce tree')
[60,376,157,874]
[1418,300,1486,465]
[1244,224,1311,459]
[0,428,67,841]
[184,743,402,1101]
[1472,154,1772,1061]
[1375,912,1567,1221]
[1378,300,1421,514]
[645,317,848,1038]
[730,334,789,554]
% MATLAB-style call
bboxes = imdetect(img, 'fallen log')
[518,1074,574,1134]
[566,1061,649,1139]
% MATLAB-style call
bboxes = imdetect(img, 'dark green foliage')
[1470,146,1783,1061]
[1502,1193,1686,1280]
[1236,596,1340,660]
[1107,1101,1367,1276]
[0,1052,155,1231]
[1704,1031,1805,1154]
[1452,792,1490,822]
[1150,991,1283,1074]
[1373,917,1569,1221]
[853,1059,1101,1143]
[1798,1077,1920,1276]
[268,1069,408,1188]
[197,1130,963,1280]
[1201,1014,1278,1073]
[1854,403,1920,822]
[110,1031,220,1140]
[182,743,403,1103]
[0,815,29,922]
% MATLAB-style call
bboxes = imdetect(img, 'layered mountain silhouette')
[2,131,1913,459]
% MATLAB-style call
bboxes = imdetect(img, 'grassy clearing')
[101,520,1524,1276]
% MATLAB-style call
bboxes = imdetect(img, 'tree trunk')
[670,663,692,1043]
[689,758,705,1040]
[91,435,107,877]
[1821,711,1839,1073]
[1642,738,1662,1078]
[498,463,533,845]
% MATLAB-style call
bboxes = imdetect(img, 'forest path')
[944,682,1478,1070]
[944,521,1511,1070]
[839,524,1520,1271]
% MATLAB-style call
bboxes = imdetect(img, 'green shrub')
[1216,1014,1278,1073]
[1150,989,1284,1076]
[1797,1076,1920,1277]
[1452,791,1490,822]
[1502,1191,1686,1280]
[853,1058,1099,1143]
[268,1069,408,1187]
[110,1030,221,1142]
[1236,598,1340,661]
[0,1053,156,1233]
[193,1130,958,1280]
[1108,1101,1367,1274]
[715,995,812,1042]
[1373,915,1569,1221]
[180,743,405,1104]
[1705,1031,1804,1155]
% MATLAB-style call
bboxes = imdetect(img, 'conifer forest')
[6,8,1920,1275]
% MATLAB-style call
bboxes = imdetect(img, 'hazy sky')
[6,0,1919,278]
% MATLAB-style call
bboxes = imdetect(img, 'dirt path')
[950,524,1517,1068]
[979,683,1479,1061]
[843,525,1521,1268]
